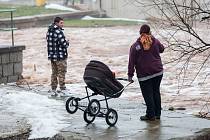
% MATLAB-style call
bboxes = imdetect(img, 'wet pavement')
[1,84,210,140]
[59,97,210,140]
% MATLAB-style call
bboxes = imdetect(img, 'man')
[46,17,69,94]
[128,24,164,121]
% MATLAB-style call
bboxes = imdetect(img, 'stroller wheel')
[83,108,96,124]
[65,97,78,114]
[105,108,118,126]
[88,99,100,116]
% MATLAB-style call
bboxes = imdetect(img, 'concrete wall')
[0,45,25,84]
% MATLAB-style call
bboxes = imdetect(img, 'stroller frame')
[65,78,132,126]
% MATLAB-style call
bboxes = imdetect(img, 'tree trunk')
[72,0,75,6]
[63,0,69,6]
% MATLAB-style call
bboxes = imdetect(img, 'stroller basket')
[83,60,124,98]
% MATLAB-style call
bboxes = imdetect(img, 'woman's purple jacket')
[128,36,164,78]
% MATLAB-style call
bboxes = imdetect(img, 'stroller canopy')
[83,60,124,98]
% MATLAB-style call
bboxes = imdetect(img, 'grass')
[0,4,68,18]
[64,19,139,27]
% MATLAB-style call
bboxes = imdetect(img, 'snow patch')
[81,16,147,23]
[45,3,80,12]
[2,89,69,139]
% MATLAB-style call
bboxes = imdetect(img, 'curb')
[0,10,103,29]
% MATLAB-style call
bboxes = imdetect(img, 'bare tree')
[133,0,210,86]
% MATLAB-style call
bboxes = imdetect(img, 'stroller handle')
[116,78,134,83]
[111,78,133,97]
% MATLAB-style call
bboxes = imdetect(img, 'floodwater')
[0,25,210,113]
[1,25,210,139]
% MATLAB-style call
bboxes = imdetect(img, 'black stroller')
[65,60,133,126]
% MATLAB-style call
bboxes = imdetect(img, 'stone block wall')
[0,45,25,84]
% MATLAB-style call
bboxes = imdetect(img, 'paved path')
[1,84,210,140]
[60,97,210,140]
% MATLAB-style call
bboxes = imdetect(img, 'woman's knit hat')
[139,24,150,34]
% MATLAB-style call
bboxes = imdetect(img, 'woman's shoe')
[156,116,160,119]
[140,115,156,121]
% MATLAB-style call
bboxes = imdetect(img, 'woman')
[128,24,164,121]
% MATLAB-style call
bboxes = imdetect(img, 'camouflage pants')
[51,59,67,90]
